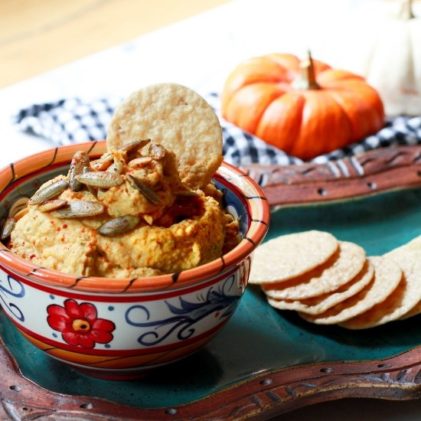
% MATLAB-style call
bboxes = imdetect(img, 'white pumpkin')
[350,0,421,116]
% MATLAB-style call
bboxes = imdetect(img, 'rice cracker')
[386,235,421,255]
[107,83,223,189]
[267,259,374,315]
[341,248,421,328]
[249,230,338,284]
[400,301,421,320]
[301,256,402,325]
[263,241,366,300]
[388,238,421,320]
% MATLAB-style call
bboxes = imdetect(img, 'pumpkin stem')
[399,0,415,19]
[294,50,320,90]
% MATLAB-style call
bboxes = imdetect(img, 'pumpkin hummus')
[9,141,240,278]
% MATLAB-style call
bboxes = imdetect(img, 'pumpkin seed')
[14,208,28,221]
[38,199,68,213]
[128,157,153,169]
[90,152,113,171]
[53,201,105,218]
[30,179,69,205]
[108,154,125,174]
[106,163,119,174]
[97,215,140,236]
[106,163,118,174]
[82,167,97,196]
[175,190,199,198]
[141,143,166,160]
[76,171,124,188]
[8,197,29,217]
[1,217,15,240]
[119,138,150,154]
[69,151,90,191]
[127,175,162,205]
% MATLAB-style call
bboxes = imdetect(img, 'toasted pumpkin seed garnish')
[53,200,105,218]
[38,199,68,213]
[127,175,162,205]
[30,179,69,205]
[106,163,118,174]
[14,208,29,221]
[1,217,15,240]
[8,197,29,217]
[106,163,121,174]
[141,142,166,160]
[175,190,199,197]
[76,171,124,188]
[81,167,97,196]
[69,151,90,191]
[118,138,151,154]
[128,157,153,169]
[97,215,140,236]
[90,152,113,171]
[109,153,125,174]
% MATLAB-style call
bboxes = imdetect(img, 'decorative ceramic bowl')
[0,141,269,379]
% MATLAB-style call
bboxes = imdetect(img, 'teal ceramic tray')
[2,145,421,420]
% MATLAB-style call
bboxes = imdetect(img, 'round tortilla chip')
[342,248,421,327]
[249,230,338,284]
[263,241,366,300]
[301,256,402,325]
[266,260,374,315]
[107,83,223,189]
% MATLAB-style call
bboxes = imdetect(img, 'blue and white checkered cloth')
[15,93,421,167]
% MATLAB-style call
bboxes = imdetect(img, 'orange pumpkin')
[221,52,385,160]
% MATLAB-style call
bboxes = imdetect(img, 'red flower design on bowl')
[47,299,115,349]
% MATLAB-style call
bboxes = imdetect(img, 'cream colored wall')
[0,0,228,88]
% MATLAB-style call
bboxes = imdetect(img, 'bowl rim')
[0,141,270,294]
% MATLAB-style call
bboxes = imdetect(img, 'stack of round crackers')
[250,231,421,329]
